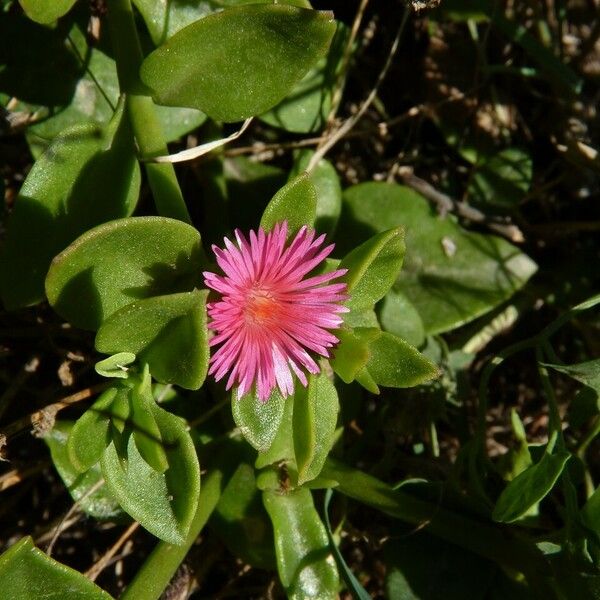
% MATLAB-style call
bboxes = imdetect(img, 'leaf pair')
[45,216,209,390]
[235,371,339,486]
[330,228,440,392]
[67,373,201,545]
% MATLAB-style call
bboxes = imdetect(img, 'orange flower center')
[244,288,280,326]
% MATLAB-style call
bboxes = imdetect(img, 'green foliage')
[211,462,276,569]
[260,22,348,133]
[293,372,339,485]
[18,0,77,24]
[468,148,532,208]
[233,388,287,453]
[0,537,113,599]
[291,151,342,236]
[337,183,537,334]
[96,291,210,389]
[263,488,339,599]
[100,375,201,544]
[44,421,123,520]
[67,388,115,473]
[140,5,336,122]
[46,217,204,329]
[339,227,405,312]
[3,1,599,597]
[95,352,137,379]
[260,172,317,234]
[0,101,140,309]
[493,448,571,523]
[331,328,439,392]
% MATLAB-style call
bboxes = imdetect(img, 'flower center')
[244,287,279,326]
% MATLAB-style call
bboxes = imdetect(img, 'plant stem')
[106,0,191,224]
[322,458,551,580]
[120,470,223,600]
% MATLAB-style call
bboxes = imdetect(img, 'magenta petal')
[204,222,348,400]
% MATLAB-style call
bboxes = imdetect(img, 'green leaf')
[362,330,440,392]
[290,150,342,236]
[133,0,312,46]
[543,359,600,386]
[260,22,348,133]
[255,395,296,470]
[101,390,201,544]
[211,463,276,569]
[468,148,532,208]
[293,372,339,485]
[130,371,169,473]
[140,5,336,122]
[330,327,378,384]
[95,352,137,379]
[493,450,571,523]
[44,421,123,520]
[337,183,537,335]
[0,537,113,599]
[377,289,425,348]
[497,409,533,481]
[17,0,77,24]
[339,228,406,312]
[96,291,209,389]
[46,217,204,330]
[15,22,205,151]
[260,172,317,235]
[67,388,116,473]
[332,328,438,392]
[263,488,339,599]
[0,101,140,310]
[133,0,214,45]
[232,387,287,453]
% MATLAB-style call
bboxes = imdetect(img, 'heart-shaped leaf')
[232,387,287,453]
[0,101,140,310]
[338,228,406,313]
[133,0,312,46]
[140,5,336,122]
[468,148,532,208]
[263,487,339,599]
[293,372,339,485]
[46,217,204,330]
[0,537,113,599]
[377,289,425,348]
[18,0,77,24]
[337,183,537,335]
[260,173,317,235]
[18,22,205,152]
[101,382,201,544]
[260,22,348,133]
[44,421,123,520]
[96,291,210,390]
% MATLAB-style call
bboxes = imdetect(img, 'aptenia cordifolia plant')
[0,0,599,599]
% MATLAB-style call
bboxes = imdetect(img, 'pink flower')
[203,222,349,401]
